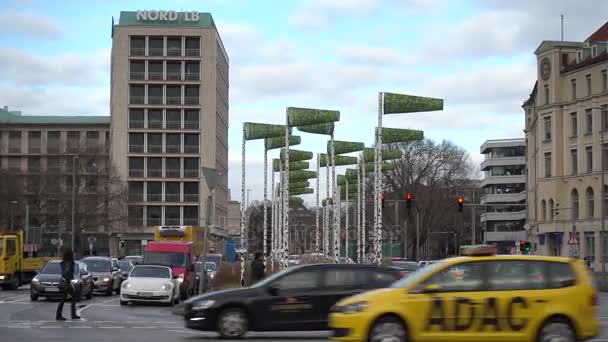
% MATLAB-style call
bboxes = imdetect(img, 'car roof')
[81,256,111,261]
[290,263,392,271]
[444,254,574,264]
[134,264,172,269]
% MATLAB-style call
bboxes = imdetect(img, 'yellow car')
[329,246,599,342]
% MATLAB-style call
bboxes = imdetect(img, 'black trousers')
[56,284,78,318]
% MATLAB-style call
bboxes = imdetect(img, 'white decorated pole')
[331,134,339,263]
[325,157,330,257]
[315,153,320,253]
[239,128,246,287]
[278,168,284,268]
[270,168,275,271]
[337,186,342,258]
[357,157,362,263]
[361,151,366,262]
[263,148,268,269]
[282,120,290,269]
[345,179,349,260]
[373,92,384,265]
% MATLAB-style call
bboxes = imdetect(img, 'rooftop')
[481,138,525,154]
[0,106,110,125]
[117,11,215,29]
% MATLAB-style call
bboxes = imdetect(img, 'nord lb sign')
[136,10,199,22]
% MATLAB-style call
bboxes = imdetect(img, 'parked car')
[388,260,418,278]
[123,255,143,265]
[81,256,123,296]
[120,264,180,306]
[288,254,302,267]
[118,260,134,280]
[30,260,93,301]
[183,263,401,338]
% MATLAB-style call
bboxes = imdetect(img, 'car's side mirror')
[112,267,119,272]
[80,271,89,277]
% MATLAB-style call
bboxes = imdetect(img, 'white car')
[120,265,180,306]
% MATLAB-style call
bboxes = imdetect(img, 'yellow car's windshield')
[0,238,4,257]
[391,260,445,288]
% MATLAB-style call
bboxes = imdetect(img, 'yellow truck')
[0,230,57,290]
[154,225,210,256]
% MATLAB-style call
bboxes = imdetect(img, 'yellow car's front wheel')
[368,315,407,342]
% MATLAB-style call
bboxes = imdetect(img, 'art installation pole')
[361,152,366,262]
[345,179,349,260]
[373,93,384,265]
[315,154,320,253]
[263,148,268,269]
[331,135,339,263]
[239,128,246,287]
[270,171,275,271]
[357,157,362,263]
[325,157,330,257]
[282,121,290,269]
[337,186,342,259]
[278,169,284,268]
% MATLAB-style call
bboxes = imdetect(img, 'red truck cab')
[144,241,197,299]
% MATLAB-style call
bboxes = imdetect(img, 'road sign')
[567,232,580,245]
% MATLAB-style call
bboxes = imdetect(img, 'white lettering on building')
[136,10,200,22]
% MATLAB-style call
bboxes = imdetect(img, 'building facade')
[480,139,527,253]
[525,22,608,269]
[0,106,113,255]
[110,11,230,249]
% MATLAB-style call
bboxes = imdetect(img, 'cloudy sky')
[1,0,608,204]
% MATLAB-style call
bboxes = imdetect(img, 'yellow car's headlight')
[332,302,368,314]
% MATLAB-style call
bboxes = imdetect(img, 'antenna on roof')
[561,14,564,41]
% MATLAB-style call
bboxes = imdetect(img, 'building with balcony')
[110,11,230,251]
[524,21,608,268]
[480,139,527,253]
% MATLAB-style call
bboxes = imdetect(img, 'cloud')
[289,0,378,30]
[0,12,62,39]
[336,44,413,66]
[0,47,110,87]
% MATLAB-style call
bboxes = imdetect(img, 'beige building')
[525,22,608,268]
[110,11,230,245]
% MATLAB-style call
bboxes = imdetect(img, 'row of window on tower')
[540,186,608,222]
[378,193,467,211]
[129,36,201,58]
[129,84,200,105]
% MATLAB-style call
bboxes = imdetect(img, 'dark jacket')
[251,259,265,282]
[60,261,74,282]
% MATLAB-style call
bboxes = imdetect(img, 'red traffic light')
[406,193,413,200]
[457,197,464,204]
[380,193,385,200]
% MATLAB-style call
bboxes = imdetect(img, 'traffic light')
[534,243,538,252]
[405,193,413,209]
[519,240,531,254]
[380,193,385,209]
[457,196,464,212]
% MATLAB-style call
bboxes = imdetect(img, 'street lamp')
[199,166,222,294]
[9,200,18,231]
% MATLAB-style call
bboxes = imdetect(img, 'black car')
[81,256,123,296]
[118,260,134,280]
[30,260,94,301]
[183,263,401,338]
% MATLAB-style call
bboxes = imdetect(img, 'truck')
[153,225,208,255]
[0,230,58,290]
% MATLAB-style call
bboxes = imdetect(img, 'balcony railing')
[184,97,199,105]
[129,169,144,177]
[184,169,198,178]
[147,218,162,226]
[130,48,145,56]
[148,96,163,105]
[129,193,144,202]
[47,146,60,154]
[184,145,199,154]
[166,145,181,153]
[129,144,144,153]
[148,48,163,56]
[47,167,61,173]
[184,120,199,129]
[166,120,181,129]
[147,169,162,177]
[130,96,145,105]
[148,72,163,81]
[166,96,181,105]
[148,120,162,129]
[166,169,181,178]
[147,194,162,202]
[183,194,199,202]
[165,194,180,202]
[130,72,145,80]
[185,72,199,81]
[185,49,199,57]
[167,47,182,57]
[129,120,144,129]
[148,144,162,153]
[166,72,181,81]
[29,147,41,154]
[165,218,181,225]
[183,218,198,225]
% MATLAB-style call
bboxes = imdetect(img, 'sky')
[1,0,608,204]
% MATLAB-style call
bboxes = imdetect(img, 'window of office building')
[587,187,595,218]
[571,112,578,136]
[183,206,198,225]
[128,206,144,226]
[166,109,181,129]
[541,200,547,221]
[587,74,592,96]
[165,206,180,225]
[148,61,163,81]
[86,131,99,152]
[572,188,579,220]
[571,149,578,175]
[185,37,200,57]
[548,199,554,221]
[129,60,145,80]
[146,206,162,226]
[585,232,595,263]
[185,61,200,81]
[184,134,199,153]
[147,182,162,202]
[571,78,577,100]
[28,131,41,154]
[185,110,199,129]
[166,85,181,105]
[165,158,180,178]
[129,84,145,105]
[147,109,162,129]
[166,61,181,81]
[544,85,549,105]
[184,158,199,177]
[9,131,21,153]
[67,131,80,152]
[166,133,181,154]
[184,182,199,202]
[185,86,199,105]
[543,116,551,140]
[129,109,144,128]
[603,144,608,171]
[147,157,162,177]
[586,146,593,173]
[148,36,163,56]
[544,152,552,177]
[128,133,144,153]
[166,37,181,56]
[603,69,608,92]
[128,157,144,178]
[586,108,593,134]
[165,182,180,202]
[147,133,162,153]
[602,105,608,131]
[148,85,163,105]
[129,182,144,202]
[129,36,145,56]
[47,131,60,153]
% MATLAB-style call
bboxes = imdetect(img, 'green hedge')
[280,148,313,162]
[289,170,317,180]
[287,107,340,127]
[322,198,334,206]
[364,162,394,172]
[273,160,309,172]
[319,154,358,167]
[382,92,443,114]
[297,123,334,135]
[381,127,424,144]
[244,122,289,140]
[345,169,359,179]
[265,135,301,150]
[289,197,304,206]
[289,180,310,189]
[331,141,365,155]
[290,187,314,195]
[363,147,402,161]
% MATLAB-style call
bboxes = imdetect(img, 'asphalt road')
[2,286,608,342]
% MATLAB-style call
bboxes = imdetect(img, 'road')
[2,287,608,341]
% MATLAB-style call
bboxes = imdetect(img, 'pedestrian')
[56,248,80,321]
[250,252,265,285]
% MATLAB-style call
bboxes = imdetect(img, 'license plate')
[137,292,153,297]
[45,287,60,293]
